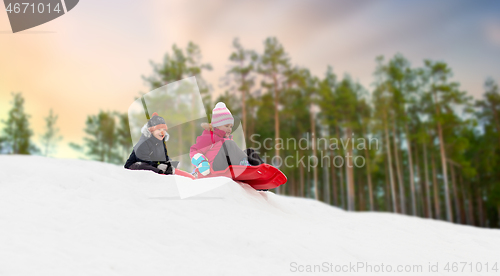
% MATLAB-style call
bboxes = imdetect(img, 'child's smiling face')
[216,124,233,137]
[152,128,167,140]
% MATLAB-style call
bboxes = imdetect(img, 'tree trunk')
[331,148,338,206]
[311,110,318,200]
[384,158,391,212]
[392,119,405,214]
[250,111,255,148]
[423,143,433,218]
[191,94,197,145]
[178,126,183,169]
[438,121,453,222]
[497,205,500,229]
[449,163,461,224]
[433,92,452,222]
[323,159,330,204]
[358,177,365,211]
[458,172,468,225]
[414,143,424,217]
[273,73,281,194]
[466,180,475,226]
[477,188,484,227]
[299,150,304,197]
[431,151,441,220]
[346,128,355,211]
[363,125,374,211]
[340,162,345,209]
[383,113,397,213]
[336,125,345,209]
[241,73,247,138]
[405,124,417,216]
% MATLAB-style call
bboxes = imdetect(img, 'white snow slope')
[1,155,499,276]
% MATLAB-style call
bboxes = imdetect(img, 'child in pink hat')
[189,102,263,176]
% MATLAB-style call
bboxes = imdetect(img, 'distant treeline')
[2,37,499,229]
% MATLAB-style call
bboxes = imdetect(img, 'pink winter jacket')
[189,128,233,166]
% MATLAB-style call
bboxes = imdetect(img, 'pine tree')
[225,38,258,138]
[422,60,471,222]
[358,98,375,210]
[0,136,5,153]
[143,42,213,118]
[280,67,315,197]
[476,78,500,146]
[82,111,121,163]
[474,78,500,227]
[373,56,398,213]
[40,109,62,157]
[1,92,33,154]
[115,112,132,162]
[259,37,291,194]
[334,76,362,211]
[318,66,339,205]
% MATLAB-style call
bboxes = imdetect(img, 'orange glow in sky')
[1,0,499,159]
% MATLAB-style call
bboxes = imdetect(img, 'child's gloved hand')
[157,163,168,172]
[192,153,211,176]
[158,162,175,175]
[165,165,175,175]
[197,161,210,176]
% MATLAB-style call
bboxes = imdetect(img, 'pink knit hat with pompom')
[211,102,234,127]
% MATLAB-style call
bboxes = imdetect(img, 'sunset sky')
[1,0,499,159]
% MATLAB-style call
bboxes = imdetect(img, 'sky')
[1,0,499,159]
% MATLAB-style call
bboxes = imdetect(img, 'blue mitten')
[192,153,211,176]
[197,162,211,176]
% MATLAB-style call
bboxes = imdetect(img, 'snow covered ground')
[1,155,499,276]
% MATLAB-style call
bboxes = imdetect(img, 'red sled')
[195,163,287,190]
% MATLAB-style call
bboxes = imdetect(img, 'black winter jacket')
[124,133,170,169]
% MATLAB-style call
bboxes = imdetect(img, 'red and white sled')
[174,164,287,190]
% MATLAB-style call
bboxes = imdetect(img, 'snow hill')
[1,156,499,276]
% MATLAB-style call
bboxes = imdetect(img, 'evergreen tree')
[318,66,339,204]
[373,56,398,213]
[40,109,62,157]
[387,54,417,215]
[1,92,33,154]
[474,78,500,227]
[81,111,121,163]
[0,136,4,153]
[143,42,213,118]
[284,67,319,199]
[357,97,375,211]
[334,76,363,211]
[422,60,471,222]
[476,78,500,146]
[115,112,132,162]
[225,38,258,138]
[258,37,291,194]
